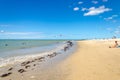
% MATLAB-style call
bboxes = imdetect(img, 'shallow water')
[0,39,67,67]
[0,39,64,53]
[0,41,77,80]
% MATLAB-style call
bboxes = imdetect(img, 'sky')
[0,0,120,39]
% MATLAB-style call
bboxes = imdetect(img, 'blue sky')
[0,0,120,39]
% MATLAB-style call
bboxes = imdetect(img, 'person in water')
[109,41,120,48]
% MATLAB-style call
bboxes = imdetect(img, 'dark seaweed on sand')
[0,72,12,77]
[18,69,26,73]
[8,67,13,71]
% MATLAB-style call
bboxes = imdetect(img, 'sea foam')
[0,41,76,67]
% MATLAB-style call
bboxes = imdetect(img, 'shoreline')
[0,41,76,67]
[1,39,120,80]
[0,41,76,80]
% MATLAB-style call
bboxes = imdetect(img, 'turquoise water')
[0,39,64,52]
[0,39,77,67]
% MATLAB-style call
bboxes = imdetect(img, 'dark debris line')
[0,41,74,79]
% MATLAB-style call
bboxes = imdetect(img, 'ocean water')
[0,39,76,67]
[0,39,64,52]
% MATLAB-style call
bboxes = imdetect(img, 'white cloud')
[114,30,120,34]
[107,26,120,35]
[0,32,44,39]
[83,6,112,16]
[112,20,117,23]
[104,15,118,21]
[0,30,4,33]
[81,7,87,11]
[92,1,98,4]
[114,26,120,35]
[103,0,108,2]
[0,25,9,27]
[0,32,42,35]
[78,1,83,4]
[73,7,79,11]
[106,28,112,31]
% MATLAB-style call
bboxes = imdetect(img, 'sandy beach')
[0,40,120,80]
[58,40,120,80]
[0,0,119,80]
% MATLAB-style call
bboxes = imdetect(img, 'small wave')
[0,41,76,67]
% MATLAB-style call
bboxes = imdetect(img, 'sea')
[0,39,76,67]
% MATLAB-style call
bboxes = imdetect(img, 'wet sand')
[0,40,120,80]
[0,41,74,80]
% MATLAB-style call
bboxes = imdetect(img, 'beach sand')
[0,40,120,80]
[58,40,120,80]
